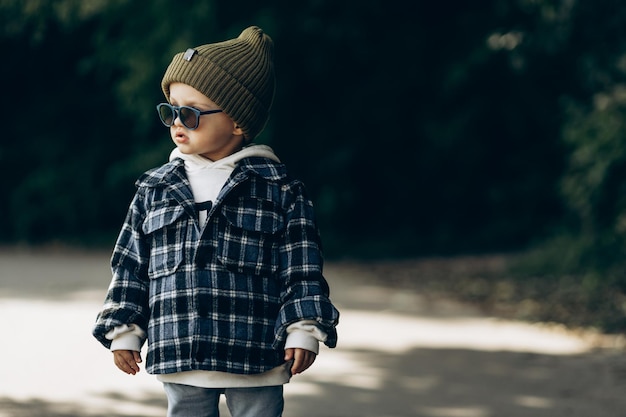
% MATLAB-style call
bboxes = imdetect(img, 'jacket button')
[196,342,207,362]
[195,254,207,268]
[197,299,209,317]
[194,248,211,268]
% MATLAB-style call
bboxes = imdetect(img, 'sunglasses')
[156,103,223,130]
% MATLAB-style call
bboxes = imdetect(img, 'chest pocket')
[142,202,187,279]
[218,197,285,276]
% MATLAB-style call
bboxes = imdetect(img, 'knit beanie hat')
[161,26,275,141]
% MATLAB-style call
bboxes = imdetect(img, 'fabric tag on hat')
[184,48,197,61]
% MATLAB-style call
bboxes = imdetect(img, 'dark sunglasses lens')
[158,104,175,126]
[179,106,198,129]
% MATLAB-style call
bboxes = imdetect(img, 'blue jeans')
[163,383,284,417]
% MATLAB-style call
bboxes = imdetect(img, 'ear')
[233,124,244,136]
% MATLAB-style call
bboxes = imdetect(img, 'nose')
[172,110,184,128]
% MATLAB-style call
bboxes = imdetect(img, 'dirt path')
[0,248,625,417]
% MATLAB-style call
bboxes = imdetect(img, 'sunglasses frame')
[156,103,223,130]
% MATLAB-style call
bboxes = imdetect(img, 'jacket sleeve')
[273,181,339,349]
[92,191,151,349]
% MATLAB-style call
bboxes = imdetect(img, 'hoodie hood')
[168,144,282,214]
[169,144,280,172]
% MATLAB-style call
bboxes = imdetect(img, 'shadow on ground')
[1,249,626,417]
[0,393,167,417]
[2,345,626,417]
[285,346,626,417]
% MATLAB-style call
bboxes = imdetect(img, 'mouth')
[173,129,189,144]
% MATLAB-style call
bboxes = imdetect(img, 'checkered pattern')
[93,157,339,375]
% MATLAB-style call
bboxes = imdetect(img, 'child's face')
[168,83,244,161]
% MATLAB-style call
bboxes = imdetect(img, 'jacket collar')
[135,156,288,230]
[231,156,287,182]
[136,156,287,190]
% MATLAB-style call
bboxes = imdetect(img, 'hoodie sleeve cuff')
[284,320,328,354]
[284,330,320,354]
[106,324,146,352]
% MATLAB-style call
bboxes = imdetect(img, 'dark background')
[2,0,626,270]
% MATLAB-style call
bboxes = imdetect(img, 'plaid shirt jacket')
[93,156,339,375]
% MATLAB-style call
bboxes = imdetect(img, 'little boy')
[93,26,339,417]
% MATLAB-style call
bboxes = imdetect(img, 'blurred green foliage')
[2,0,626,273]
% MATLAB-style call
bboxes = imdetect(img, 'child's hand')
[113,349,142,375]
[284,348,316,375]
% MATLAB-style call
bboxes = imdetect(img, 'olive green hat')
[161,26,275,141]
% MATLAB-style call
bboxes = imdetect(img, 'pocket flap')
[142,203,186,235]
[222,198,285,234]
